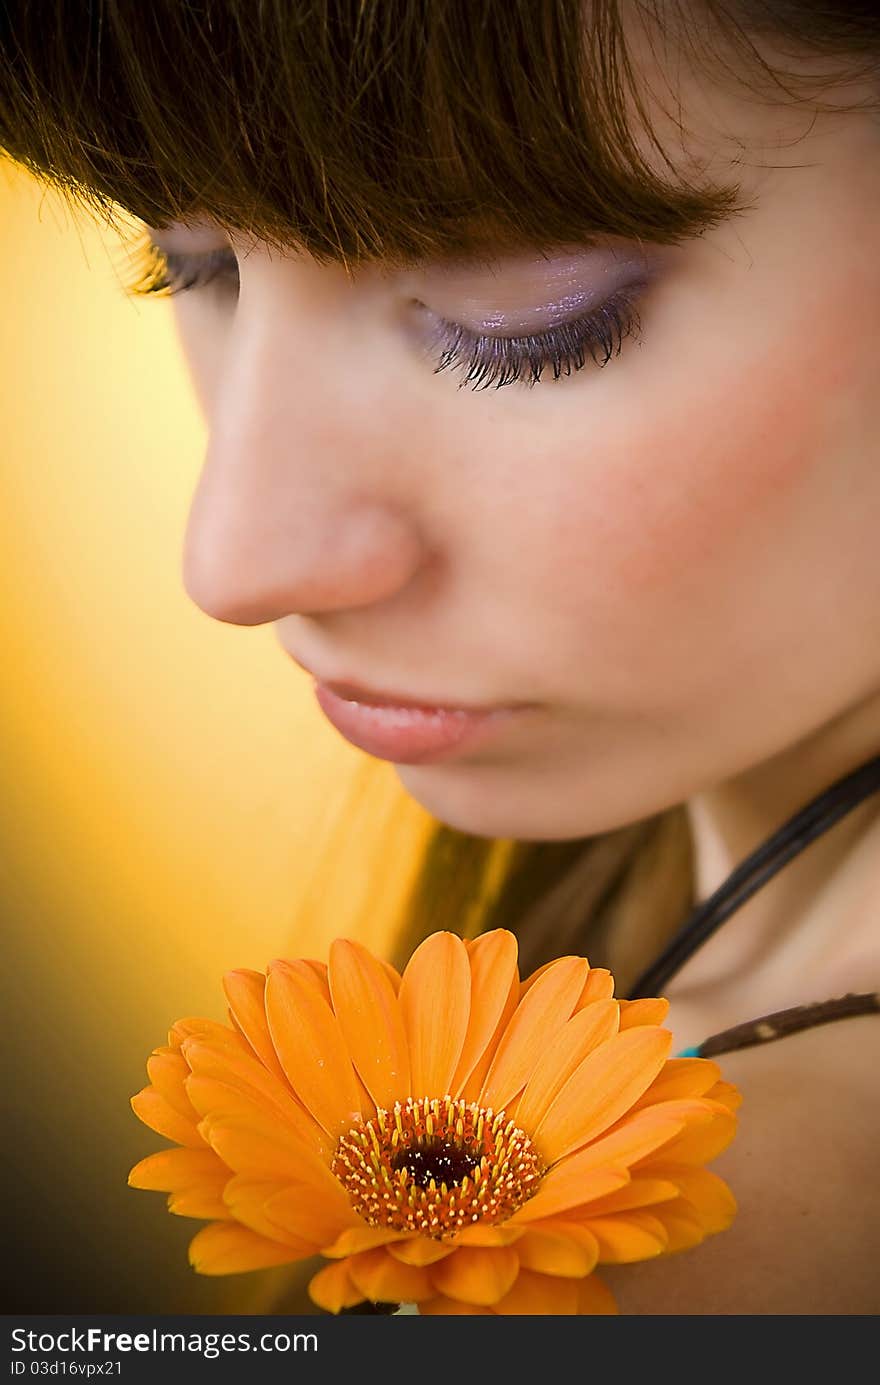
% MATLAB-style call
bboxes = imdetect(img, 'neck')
[671,688,880,1011]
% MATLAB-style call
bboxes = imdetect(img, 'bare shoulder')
[599,1013,880,1314]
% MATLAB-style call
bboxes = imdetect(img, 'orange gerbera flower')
[129,930,740,1315]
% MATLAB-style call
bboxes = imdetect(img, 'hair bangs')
[0,1,754,271]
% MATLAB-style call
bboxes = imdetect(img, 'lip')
[317,676,515,713]
[312,679,530,763]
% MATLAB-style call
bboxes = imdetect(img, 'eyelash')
[120,240,645,391]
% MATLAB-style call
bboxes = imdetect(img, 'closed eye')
[119,239,646,391]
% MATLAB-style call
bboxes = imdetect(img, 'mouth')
[311,679,531,763]
[316,676,525,715]
[281,650,537,763]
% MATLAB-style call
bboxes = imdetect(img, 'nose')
[180,313,429,627]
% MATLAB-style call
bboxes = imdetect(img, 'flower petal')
[430,1246,519,1306]
[308,1258,364,1313]
[221,969,292,1087]
[507,1165,632,1225]
[321,1225,409,1258]
[514,1000,620,1134]
[261,1181,361,1247]
[146,1051,199,1121]
[492,1268,579,1314]
[130,1088,204,1148]
[188,1221,304,1275]
[299,959,332,1003]
[222,1176,318,1251]
[327,938,411,1110]
[263,1168,363,1235]
[419,1297,494,1315]
[508,1110,687,1225]
[181,1039,331,1157]
[534,1026,672,1162]
[555,1109,686,1180]
[198,1113,327,1187]
[573,1177,680,1216]
[346,1247,436,1303]
[450,1224,524,1248]
[705,1078,743,1112]
[519,957,572,997]
[458,974,521,1104]
[127,1147,229,1191]
[633,1106,737,1167]
[169,1017,248,1051]
[584,1210,669,1262]
[479,957,590,1112]
[646,1163,737,1232]
[515,1227,599,1277]
[575,1274,619,1314]
[379,959,402,994]
[387,1239,457,1267]
[168,1183,232,1220]
[617,997,670,1030]
[576,969,615,1007]
[265,961,363,1137]
[451,930,520,1096]
[228,1174,346,1252]
[398,932,471,1098]
[630,1056,722,1108]
[644,1198,707,1251]
[184,1074,320,1150]
[604,1095,718,1140]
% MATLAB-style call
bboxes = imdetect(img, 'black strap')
[694,992,880,1058]
[628,750,880,999]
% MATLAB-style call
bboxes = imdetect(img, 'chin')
[392,760,650,842]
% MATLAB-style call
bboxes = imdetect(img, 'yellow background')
[1,161,436,1313]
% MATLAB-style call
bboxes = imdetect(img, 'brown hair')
[2,1,879,1010]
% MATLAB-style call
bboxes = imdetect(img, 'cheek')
[503,280,877,709]
[596,352,826,594]
[554,318,855,624]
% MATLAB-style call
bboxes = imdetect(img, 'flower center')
[331,1095,545,1239]
[392,1139,478,1188]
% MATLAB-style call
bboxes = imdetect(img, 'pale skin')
[147,36,880,1312]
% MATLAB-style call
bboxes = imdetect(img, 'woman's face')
[163,61,880,840]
